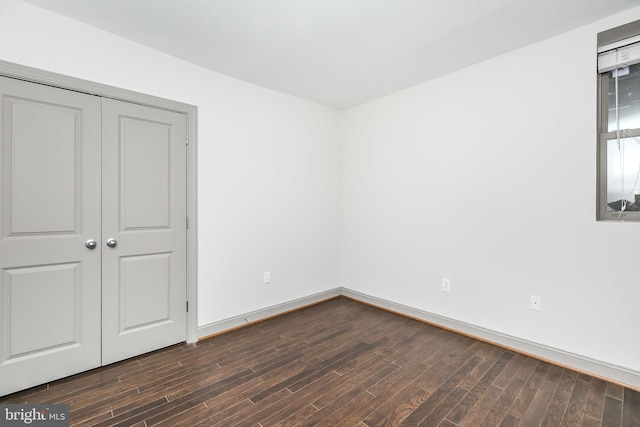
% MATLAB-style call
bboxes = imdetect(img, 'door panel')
[8,99,78,234]
[4,263,80,356]
[120,253,171,331]
[121,117,172,229]
[0,77,102,397]
[101,99,187,365]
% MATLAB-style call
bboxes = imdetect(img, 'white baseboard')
[197,288,342,339]
[340,287,640,390]
[197,286,640,389]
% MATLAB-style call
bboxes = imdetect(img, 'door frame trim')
[0,59,199,343]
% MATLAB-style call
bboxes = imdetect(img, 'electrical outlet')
[264,272,271,284]
[530,295,542,311]
[441,278,451,292]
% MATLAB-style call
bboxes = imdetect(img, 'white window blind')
[598,40,640,73]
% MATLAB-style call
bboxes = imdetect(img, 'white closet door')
[101,99,187,365]
[0,76,102,396]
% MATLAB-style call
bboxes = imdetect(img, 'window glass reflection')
[606,134,640,211]
[608,63,640,132]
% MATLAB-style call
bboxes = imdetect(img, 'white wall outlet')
[441,278,451,292]
[264,272,271,284]
[530,295,542,311]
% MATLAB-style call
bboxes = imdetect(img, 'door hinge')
[186,216,189,229]
[186,301,189,312]
[186,134,189,145]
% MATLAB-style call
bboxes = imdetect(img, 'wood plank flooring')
[1,296,639,426]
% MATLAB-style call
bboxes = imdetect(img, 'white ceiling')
[21,0,640,109]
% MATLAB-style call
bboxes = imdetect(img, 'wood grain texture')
[1,297,639,426]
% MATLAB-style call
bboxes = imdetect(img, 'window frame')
[597,45,640,221]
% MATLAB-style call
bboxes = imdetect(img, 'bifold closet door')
[0,76,102,396]
[101,99,187,365]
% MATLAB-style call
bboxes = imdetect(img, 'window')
[598,22,640,220]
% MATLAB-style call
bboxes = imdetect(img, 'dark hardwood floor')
[1,297,638,426]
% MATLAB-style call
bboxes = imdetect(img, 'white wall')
[0,0,341,326]
[341,6,640,374]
